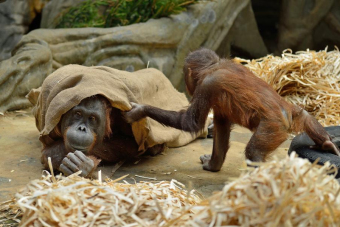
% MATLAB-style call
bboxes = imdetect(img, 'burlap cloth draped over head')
[28,65,207,153]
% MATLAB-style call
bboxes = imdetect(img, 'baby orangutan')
[124,48,340,172]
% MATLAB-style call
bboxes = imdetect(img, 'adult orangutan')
[124,48,340,172]
[41,95,163,177]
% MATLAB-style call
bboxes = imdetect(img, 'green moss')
[55,0,199,28]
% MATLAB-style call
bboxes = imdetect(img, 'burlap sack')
[28,65,207,153]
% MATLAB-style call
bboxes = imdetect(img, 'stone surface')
[0,36,52,112]
[314,0,340,50]
[0,0,46,61]
[277,0,337,52]
[215,2,268,59]
[0,110,290,201]
[250,0,340,54]
[0,0,267,112]
[0,0,31,61]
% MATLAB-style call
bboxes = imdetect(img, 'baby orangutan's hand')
[123,102,146,123]
[59,150,100,177]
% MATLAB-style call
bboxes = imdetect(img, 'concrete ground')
[0,110,290,201]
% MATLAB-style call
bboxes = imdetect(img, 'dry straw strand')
[174,153,340,226]
[2,153,340,226]
[234,47,340,126]
[2,174,201,226]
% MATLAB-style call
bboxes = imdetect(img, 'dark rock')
[0,0,45,61]
[0,0,268,112]
[277,0,336,52]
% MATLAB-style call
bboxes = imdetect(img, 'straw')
[234,47,340,126]
[174,153,340,226]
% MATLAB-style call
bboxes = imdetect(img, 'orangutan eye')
[75,111,82,116]
[89,116,96,121]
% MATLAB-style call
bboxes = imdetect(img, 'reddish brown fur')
[103,99,113,136]
[124,48,340,172]
[41,96,141,173]
[199,59,294,129]
[52,124,62,138]
[185,49,340,165]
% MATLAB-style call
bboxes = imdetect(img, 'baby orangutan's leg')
[245,120,288,162]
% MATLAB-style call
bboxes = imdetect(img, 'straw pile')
[234,47,340,126]
[2,153,340,226]
[2,172,201,226]
[172,153,340,226]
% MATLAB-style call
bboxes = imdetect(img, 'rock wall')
[2,0,340,112]
[0,0,267,112]
[0,0,46,61]
[277,0,336,52]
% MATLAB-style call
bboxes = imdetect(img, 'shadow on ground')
[0,111,290,201]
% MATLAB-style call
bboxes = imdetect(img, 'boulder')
[0,0,267,112]
[314,0,340,50]
[215,2,268,59]
[0,0,45,61]
[277,0,339,52]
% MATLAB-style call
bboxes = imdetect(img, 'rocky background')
[0,0,339,112]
